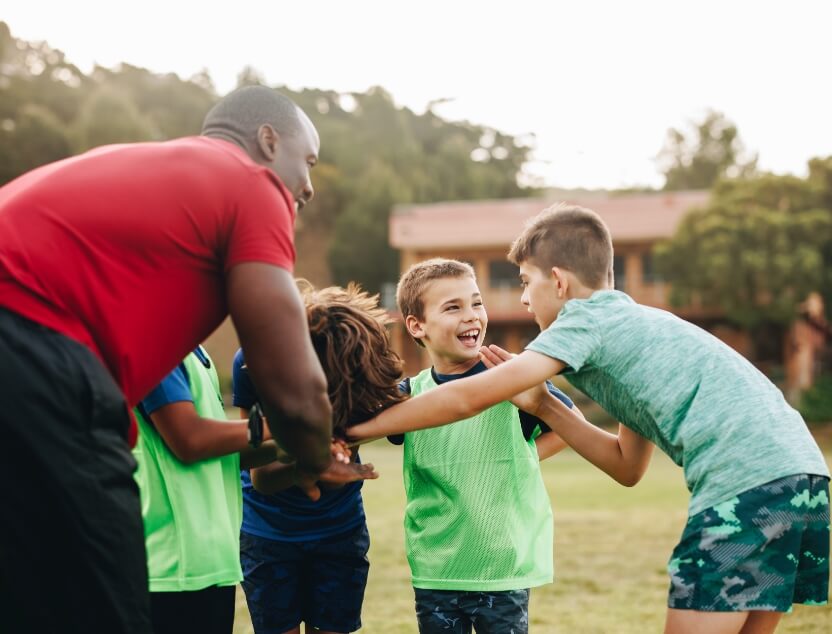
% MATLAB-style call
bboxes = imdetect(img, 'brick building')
[388,190,762,375]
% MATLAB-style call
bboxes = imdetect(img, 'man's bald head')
[202,86,304,149]
[202,86,320,210]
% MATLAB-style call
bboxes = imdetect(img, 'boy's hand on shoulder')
[480,344,548,416]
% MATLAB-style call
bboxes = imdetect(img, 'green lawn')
[233,443,832,633]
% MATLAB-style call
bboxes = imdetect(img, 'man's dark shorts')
[668,473,830,612]
[240,523,370,633]
[414,588,530,634]
[0,308,151,633]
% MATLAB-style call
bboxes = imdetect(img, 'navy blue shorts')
[240,523,370,633]
[414,588,530,634]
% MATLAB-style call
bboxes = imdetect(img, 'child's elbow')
[615,469,646,488]
[170,441,201,465]
[164,432,208,465]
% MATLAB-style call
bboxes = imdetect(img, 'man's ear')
[551,266,569,299]
[256,124,280,161]
[405,315,426,341]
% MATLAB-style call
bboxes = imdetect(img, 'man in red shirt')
[0,86,333,633]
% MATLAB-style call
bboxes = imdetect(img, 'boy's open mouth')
[457,328,480,347]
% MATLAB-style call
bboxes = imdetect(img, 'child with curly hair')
[234,282,407,634]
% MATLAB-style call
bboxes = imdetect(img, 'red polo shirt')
[0,136,296,441]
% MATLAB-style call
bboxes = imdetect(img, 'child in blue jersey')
[235,282,406,634]
[385,258,575,634]
[350,205,830,634]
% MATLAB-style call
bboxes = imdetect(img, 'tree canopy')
[657,110,758,191]
[655,161,832,351]
[0,21,535,292]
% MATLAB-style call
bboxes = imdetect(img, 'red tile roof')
[390,190,710,249]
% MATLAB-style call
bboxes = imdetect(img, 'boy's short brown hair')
[508,203,613,288]
[396,258,476,347]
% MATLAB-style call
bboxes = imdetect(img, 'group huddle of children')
[132,204,829,634]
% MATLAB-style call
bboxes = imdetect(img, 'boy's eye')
[474,301,484,307]
[444,305,458,311]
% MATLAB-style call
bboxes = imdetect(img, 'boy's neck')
[566,279,610,301]
[429,356,481,376]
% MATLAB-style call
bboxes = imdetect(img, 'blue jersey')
[139,347,213,417]
[232,348,366,542]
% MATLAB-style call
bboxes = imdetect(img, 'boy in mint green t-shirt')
[350,206,830,634]
[383,258,574,634]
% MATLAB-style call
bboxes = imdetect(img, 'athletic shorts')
[668,473,830,612]
[240,523,370,633]
[414,588,530,634]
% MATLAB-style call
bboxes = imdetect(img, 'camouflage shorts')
[668,474,830,612]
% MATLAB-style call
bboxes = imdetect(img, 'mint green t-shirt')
[527,290,829,515]
[403,368,553,591]
[133,349,243,592]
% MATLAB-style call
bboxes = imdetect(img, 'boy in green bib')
[133,345,281,634]
[383,258,574,634]
[350,205,830,634]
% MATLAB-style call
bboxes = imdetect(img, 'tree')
[0,24,536,294]
[285,86,536,292]
[658,110,757,191]
[655,162,832,360]
[0,104,72,183]
[72,85,155,151]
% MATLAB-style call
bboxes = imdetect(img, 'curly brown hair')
[299,281,407,436]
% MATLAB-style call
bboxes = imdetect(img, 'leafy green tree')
[72,85,155,150]
[286,86,535,292]
[0,104,72,183]
[655,164,832,360]
[658,110,757,191]
[0,24,535,294]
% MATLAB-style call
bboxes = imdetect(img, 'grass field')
[232,442,832,633]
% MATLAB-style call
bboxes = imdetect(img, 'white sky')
[4,1,831,189]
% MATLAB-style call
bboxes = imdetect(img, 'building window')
[642,253,662,284]
[613,255,626,291]
[489,260,519,288]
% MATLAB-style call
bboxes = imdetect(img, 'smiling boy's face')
[405,275,487,373]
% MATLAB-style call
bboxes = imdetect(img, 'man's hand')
[319,461,379,490]
[292,465,327,501]
[480,344,548,416]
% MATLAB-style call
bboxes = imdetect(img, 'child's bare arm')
[482,344,653,485]
[538,400,654,486]
[526,389,653,486]
[533,403,587,461]
[348,350,563,441]
[149,401,274,466]
[534,430,568,461]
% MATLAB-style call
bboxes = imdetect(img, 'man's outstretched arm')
[227,263,332,474]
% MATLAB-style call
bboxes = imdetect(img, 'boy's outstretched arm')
[348,350,562,441]
[227,263,332,474]
[481,345,654,486]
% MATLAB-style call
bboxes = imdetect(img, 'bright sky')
[4,1,831,189]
